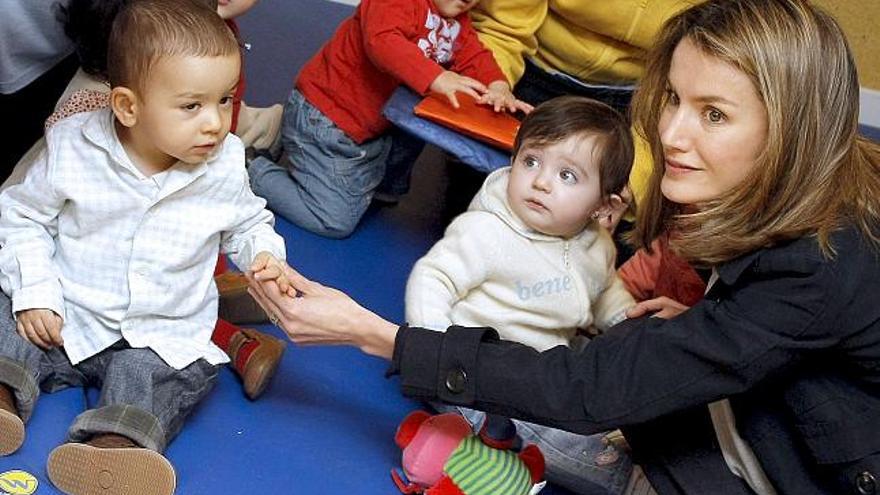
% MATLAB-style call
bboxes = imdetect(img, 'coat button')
[444,368,467,394]
[856,471,876,495]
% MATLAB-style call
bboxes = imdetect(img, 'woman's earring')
[590,211,601,219]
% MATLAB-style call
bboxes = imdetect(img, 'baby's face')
[217,0,259,20]
[129,53,240,169]
[431,0,479,18]
[507,134,606,238]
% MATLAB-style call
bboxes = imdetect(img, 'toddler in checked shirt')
[0,0,290,493]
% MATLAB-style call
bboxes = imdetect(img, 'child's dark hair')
[512,96,634,198]
[61,0,219,82]
[106,0,234,93]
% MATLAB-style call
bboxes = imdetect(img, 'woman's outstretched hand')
[246,264,399,359]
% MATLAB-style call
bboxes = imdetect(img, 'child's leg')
[0,291,84,455]
[47,346,218,495]
[69,346,219,451]
[247,89,392,239]
[514,420,633,495]
[212,317,285,400]
[374,126,425,204]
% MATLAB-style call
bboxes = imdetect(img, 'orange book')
[413,93,521,151]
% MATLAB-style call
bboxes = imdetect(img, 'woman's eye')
[220,96,233,106]
[182,103,200,111]
[705,108,726,124]
[665,88,680,106]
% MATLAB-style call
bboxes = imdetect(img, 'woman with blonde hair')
[248,0,880,492]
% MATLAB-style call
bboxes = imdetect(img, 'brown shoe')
[228,327,285,400]
[47,434,176,495]
[0,383,24,455]
[215,271,269,324]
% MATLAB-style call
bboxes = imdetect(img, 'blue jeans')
[435,404,633,495]
[248,89,392,238]
[0,292,218,452]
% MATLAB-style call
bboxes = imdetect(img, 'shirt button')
[856,471,876,495]
[444,368,467,394]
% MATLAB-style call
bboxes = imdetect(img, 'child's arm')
[360,0,452,98]
[405,214,495,331]
[220,149,286,277]
[478,80,534,114]
[16,309,63,349]
[250,251,294,296]
[591,235,637,332]
[428,71,489,109]
[0,142,67,342]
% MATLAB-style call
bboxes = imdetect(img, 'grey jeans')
[435,404,633,495]
[0,292,218,452]
[248,89,393,239]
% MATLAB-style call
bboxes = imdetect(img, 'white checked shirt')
[0,109,286,370]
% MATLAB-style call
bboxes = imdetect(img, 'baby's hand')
[477,81,533,114]
[429,71,488,109]
[16,308,63,349]
[250,252,296,297]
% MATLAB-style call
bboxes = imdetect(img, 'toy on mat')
[391,410,546,495]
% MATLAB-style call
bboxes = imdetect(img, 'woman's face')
[659,38,768,205]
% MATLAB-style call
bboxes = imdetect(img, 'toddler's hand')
[16,308,63,349]
[626,297,689,320]
[238,103,283,150]
[477,81,533,114]
[250,252,296,297]
[429,71,487,109]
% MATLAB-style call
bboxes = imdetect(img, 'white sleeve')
[592,237,636,331]
[220,147,285,269]
[0,143,66,317]
[405,213,497,332]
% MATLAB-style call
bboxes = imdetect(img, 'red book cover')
[414,93,520,151]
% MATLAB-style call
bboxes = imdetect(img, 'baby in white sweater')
[405,96,636,471]
[407,96,635,351]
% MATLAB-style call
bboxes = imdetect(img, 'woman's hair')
[106,0,233,93]
[61,0,219,81]
[630,0,880,264]
[513,96,634,198]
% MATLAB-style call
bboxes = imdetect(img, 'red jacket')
[226,19,245,134]
[617,234,706,306]
[296,0,506,143]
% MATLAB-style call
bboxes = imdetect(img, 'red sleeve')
[617,237,665,302]
[449,15,506,86]
[226,19,245,133]
[360,0,444,95]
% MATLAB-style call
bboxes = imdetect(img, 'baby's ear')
[596,193,627,217]
[109,87,139,128]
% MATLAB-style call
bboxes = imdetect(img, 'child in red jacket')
[248,0,531,239]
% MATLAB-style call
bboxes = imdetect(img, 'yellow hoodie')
[472,0,699,85]
[471,0,699,203]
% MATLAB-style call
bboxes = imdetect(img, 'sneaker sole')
[47,443,176,495]
[0,408,24,455]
